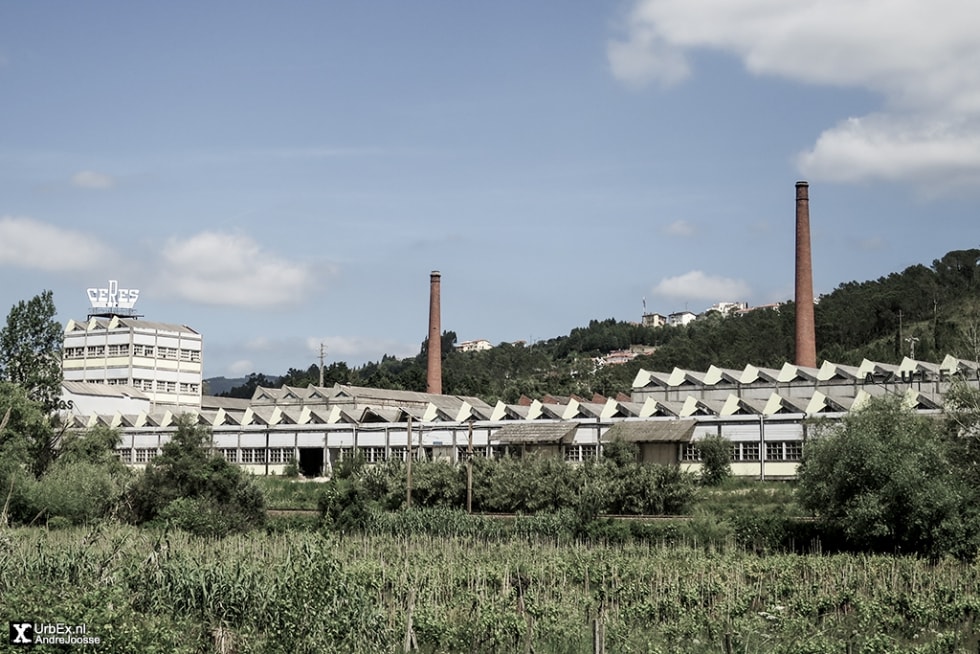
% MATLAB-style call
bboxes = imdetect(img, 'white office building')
[62,316,203,409]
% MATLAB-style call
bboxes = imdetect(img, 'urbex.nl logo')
[8,622,33,646]
[9,621,99,647]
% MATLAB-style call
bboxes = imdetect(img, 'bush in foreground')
[798,396,980,560]
[126,416,265,536]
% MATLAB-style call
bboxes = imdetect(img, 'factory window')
[766,441,783,461]
[681,443,701,461]
[159,347,179,359]
[564,444,598,462]
[178,348,202,362]
[64,347,85,359]
[784,442,803,461]
[87,345,105,357]
[134,448,157,464]
[389,446,408,462]
[107,344,130,356]
[220,449,237,463]
[364,447,385,463]
[240,449,258,464]
[737,442,760,461]
[134,344,155,357]
[162,381,176,393]
[268,448,291,464]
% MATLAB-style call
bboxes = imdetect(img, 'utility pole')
[466,422,474,514]
[318,343,326,387]
[406,416,413,509]
[906,336,920,359]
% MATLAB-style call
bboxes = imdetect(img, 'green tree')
[943,380,980,486]
[798,396,980,560]
[696,435,732,486]
[30,425,130,525]
[0,291,63,413]
[601,438,638,467]
[1,395,126,525]
[126,416,265,535]
[0,381,61,478]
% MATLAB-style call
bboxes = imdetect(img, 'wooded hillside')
[217,248,980,403]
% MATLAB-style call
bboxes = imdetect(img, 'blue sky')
[2,1,977,377]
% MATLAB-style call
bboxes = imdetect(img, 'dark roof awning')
[602,419,696,443]
[492,421,579,444]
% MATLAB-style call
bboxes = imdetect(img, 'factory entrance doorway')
[297,448,323,478]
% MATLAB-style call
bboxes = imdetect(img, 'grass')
[253,475,325,510]
[694,478,803,519]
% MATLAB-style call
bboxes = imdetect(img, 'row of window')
[84,379,200,394]
[120,442,804,466]
[220,448,293,464]
[681,441,803,462]
[339,445,508,463]
[64,345,201,362]
[336,445,602,463]
[123,448,294,465]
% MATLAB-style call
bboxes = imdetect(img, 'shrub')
[30,460,127,525]
[317,475,376,531]
[407,460,465,509]
[798,396,980,560]
[696,435,732,486]
[125,416,265,536]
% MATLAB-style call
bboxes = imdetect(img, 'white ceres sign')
[87,279,140,309]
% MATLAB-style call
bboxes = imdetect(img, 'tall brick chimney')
[426,270,442,395]
[794,181,817,368]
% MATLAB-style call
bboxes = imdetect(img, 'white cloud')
[71,170,116,189]
[652,270,750,301]
[159,231,319,308]
[607,19,689,87]
[663,219,695,237]
[797,114,980,184]
[0,216,114,272]
[608,0,980,185]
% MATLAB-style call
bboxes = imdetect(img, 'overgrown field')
[2,524,980,653]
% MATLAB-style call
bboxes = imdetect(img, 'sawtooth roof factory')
[58,184,980,479]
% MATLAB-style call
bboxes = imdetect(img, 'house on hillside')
[668,311,697,327]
